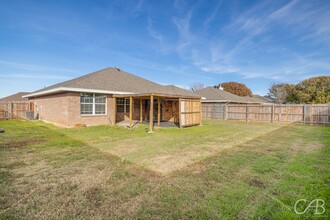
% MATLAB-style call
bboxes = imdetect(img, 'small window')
[80,93,106,115]
[116,98,131,113]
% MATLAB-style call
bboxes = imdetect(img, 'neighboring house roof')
[195,87,271,104]
[163,85,195,97]
[263,95,276,103]
[250,95,274,103]
[25,67,200,98]
[195,87,244,102]
[0,92,31,102]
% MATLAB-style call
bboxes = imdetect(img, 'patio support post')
[140,98,143,122]
[149,95,154,132]
[129,96,133,129]
[157,98,160,126]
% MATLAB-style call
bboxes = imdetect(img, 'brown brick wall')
[30,93,193,127]
[31,92,70,125]
[116,98,143,122]
[31,92,115,127]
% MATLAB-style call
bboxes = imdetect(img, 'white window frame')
[116,98,133,113]
[80,93,107,116]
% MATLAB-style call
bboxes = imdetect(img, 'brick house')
[24,67,201,131]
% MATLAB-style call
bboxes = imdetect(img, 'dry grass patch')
[64,120,284,174]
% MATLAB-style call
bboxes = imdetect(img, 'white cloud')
[147,19,171,53]
[172,10,195,55]
[171,0,330,83]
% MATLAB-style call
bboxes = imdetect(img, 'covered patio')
[113,93,201,132]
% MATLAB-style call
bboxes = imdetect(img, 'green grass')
[0,119,329,219]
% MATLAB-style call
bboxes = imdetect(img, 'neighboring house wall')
[31,92,115,127]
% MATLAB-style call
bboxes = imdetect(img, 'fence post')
[224,104,228,120]
[278,105,281,122]
[309,105,313,125]
[246,105,248,122]
[303,105,306,125]
[271,105,274,123]
[10,102,14,119]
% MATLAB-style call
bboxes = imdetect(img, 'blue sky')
[1,0,330,98]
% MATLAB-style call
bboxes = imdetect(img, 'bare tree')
[190,82,205,92]
[268,83,288,104]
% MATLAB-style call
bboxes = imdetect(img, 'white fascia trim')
[201,99,232,103]
[23,87,135,98]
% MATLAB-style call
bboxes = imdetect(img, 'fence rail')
[202,103,330,125]
[0,101,32,120]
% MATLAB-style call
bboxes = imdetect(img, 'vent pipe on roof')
[214,85,224,90]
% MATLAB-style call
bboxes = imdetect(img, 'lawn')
[63,119,285,174]
[0,119,329,219]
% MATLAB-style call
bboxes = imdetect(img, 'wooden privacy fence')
[0,101,32,120]
[202,103,330,125]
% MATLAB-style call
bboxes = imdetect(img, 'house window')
[80,93,106,115]
[94,94,106,114]
[116,98,131,113]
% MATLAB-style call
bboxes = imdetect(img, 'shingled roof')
[195,87,243,102]
[249,95,274,103]
[195,87,271,104]
[0,92,30,102]
[25,67,199,98]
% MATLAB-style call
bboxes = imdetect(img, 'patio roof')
[113,92,200,99]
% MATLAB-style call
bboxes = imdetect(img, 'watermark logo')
[294,199,325,215]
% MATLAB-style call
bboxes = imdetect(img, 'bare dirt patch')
[1,138,45,150]
[248,178,266,189]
